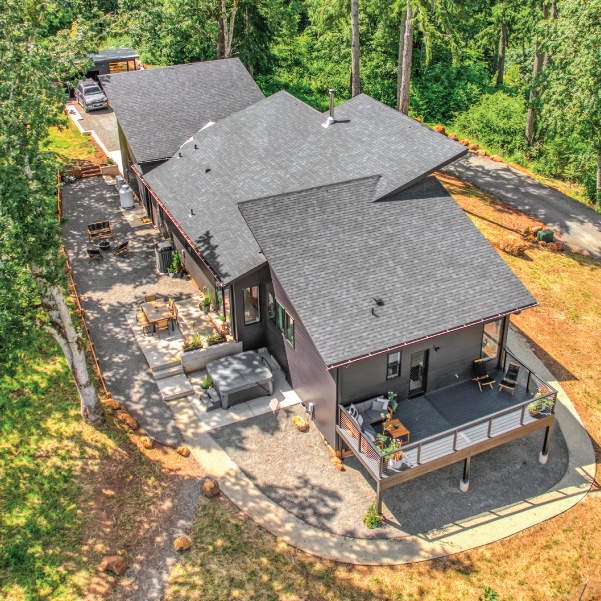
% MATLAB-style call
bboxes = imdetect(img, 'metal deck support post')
[539,425,553,464]
[460,456,471,492]
[376,482,383,515]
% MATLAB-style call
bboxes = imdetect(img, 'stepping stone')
[156,373,194,401]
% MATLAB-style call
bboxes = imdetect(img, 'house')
[103,61,557,511]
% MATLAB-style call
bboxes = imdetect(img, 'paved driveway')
[67,102,120,152]
[443,153,601,259]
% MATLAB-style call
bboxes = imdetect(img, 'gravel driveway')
[443,153,601,259]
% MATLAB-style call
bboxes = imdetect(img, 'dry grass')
[165,173,600,601]
[45,117,107,168]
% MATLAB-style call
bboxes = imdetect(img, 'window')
[276,302,285,333]
[285,313,294,347]
[268,292,276,322]
[243,286,260,325]
[387,351,401,380]
[481,319,502,361]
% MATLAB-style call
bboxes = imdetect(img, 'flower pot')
[202,305,210,314]
[388,458,403,469]
[528,408,539,418]
[173,272,183,279]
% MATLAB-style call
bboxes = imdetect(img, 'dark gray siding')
[270,270,337,446]
[338,317,508,405]
[231,266,268,351]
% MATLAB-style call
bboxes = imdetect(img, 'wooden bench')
[87,221,113,242]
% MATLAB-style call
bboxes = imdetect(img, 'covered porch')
[337,350,558,512]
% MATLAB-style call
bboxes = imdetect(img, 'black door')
[409,350,428,397]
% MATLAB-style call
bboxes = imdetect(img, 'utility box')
[155,241,174,273]
[537,229,554,243]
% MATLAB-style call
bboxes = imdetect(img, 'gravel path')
[61,177,196,447]
[443,153,601,259]
[211,406,568,539]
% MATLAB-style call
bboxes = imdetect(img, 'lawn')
[45,118,107,168]
[164,174,600,601]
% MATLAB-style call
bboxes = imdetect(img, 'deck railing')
[338,348,557,481]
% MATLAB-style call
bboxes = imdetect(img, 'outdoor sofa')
[346,397,393,442]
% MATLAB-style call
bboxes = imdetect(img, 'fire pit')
[98,240,111,251]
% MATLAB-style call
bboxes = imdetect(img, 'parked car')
[74,79,108,112]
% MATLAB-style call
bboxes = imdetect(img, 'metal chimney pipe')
[329,89,335,119]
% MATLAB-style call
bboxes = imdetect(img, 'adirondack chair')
[87,248,103,263]
[473,359,495,392]
[114,240,130,256]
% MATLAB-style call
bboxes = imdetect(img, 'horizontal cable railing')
[339,348,557,480]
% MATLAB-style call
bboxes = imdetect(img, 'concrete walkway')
[169,326,595,565]
[443,153,601,259]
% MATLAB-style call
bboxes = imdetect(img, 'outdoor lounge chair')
[87,248,103,263]
[114,240,131,256]
[87,221,113,243]
[473,359,495,391]
[499,363,520,395]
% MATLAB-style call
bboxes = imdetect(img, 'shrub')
[363,502,384,529]
[454,92,527,156]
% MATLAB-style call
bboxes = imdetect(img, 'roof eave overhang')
[325,301,539,370]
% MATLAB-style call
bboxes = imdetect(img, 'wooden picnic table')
[141,301,172,325]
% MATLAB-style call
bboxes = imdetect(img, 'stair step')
[156,373,194,402]
[153,364,184,380]
[188,395,207,419]
[201,392,221,412]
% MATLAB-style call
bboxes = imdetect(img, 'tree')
[398,1,414,114]
[0,0,103,422]
[350,0,360,96]
[542,0,601,203]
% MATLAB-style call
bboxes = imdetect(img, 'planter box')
[100,164,120,176]
[180,340,243,373]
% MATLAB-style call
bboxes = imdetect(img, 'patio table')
[141,301,173,328]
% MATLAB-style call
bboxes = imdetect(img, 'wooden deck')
[336,366,557,490]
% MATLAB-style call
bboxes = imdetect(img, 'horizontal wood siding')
[270,270,337,446]
[339,317,506,404]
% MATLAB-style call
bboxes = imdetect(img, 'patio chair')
[137,313,153,336]
[499,363,520,395]
[87,248,103,263]
[114,240,131,256]
[155,318,170,334]
[473,359,495,392]
[168,298,175,311]
[145,294,156,303]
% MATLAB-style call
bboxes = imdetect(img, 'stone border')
[168,326,595,565]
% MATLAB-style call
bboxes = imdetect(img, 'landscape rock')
[499,236,528,257]
[174,535,192,552]
[140,436,153,449]
[547,242,559,251]
[448,133,459,141]
[203,479,220,498]
[118,412,138,430]
[101,556,128,576]
[555,241,565,251]
[433,124,446,135]
[477,148,488,156]
[104,397,122,410]
[459,138,470,146]
[469,143,479,151]
[176,445,190,457]
[531,225,544,234]
[490,154,503,162]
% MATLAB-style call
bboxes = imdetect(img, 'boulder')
[433,124,446,135]
[448,133,459,141]
[555,241,565,251]
[490,154,503,162]
[119,412,138,430]
[499,236,528,257]
[104,397,121,410]
[100,556,128,576]
[140,436,153,449]
[477,148,488,156]
[531,225,544,234]
[203,479,220,498]
[459,139,470,147]
[174,535,192,552]
[177,446,190,457]
[547,242,558,251]
[469,143,479,151]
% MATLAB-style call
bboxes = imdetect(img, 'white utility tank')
[119,183,135,209]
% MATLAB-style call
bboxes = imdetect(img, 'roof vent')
[189,208,195,217]
[374,297,384,306]
[205,168,211,173]
[194,144,199,150]
[178,152,182,158]
[321,89,336,128]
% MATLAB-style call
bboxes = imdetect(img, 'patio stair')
[152,362,184,380]
[78,165,102,178]
[156,373,194,401]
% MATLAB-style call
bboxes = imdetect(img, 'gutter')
[325,302,539,370]
[133,165,225,288]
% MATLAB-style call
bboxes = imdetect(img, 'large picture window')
[481,319,502,361]
[243,286,260,325]
[387,351,401,380]
[285,313,294,347]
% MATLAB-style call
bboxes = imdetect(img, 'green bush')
[454,92,527,156]
[363,502,384,529]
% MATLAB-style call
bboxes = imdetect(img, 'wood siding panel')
[232,266,268,352]
[270,270,337,446]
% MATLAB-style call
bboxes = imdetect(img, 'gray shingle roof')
[239,176,537,367]
[88,48,139,63]
[143,90,467,283]
[100,58,264,163]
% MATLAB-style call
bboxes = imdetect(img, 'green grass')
[0,337,111,600]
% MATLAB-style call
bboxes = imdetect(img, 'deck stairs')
[79,165,102,178]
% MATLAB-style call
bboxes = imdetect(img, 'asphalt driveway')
[443,153,601,259]
[67,102,120,152]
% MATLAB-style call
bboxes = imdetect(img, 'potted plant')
[218,314,228,334]
[206,333,221,346]
[168,251,185,278]
[200,291,212,314]
[384,439,404,469]
[528,399,543,417]
[387,392,399,413]
[183,332,203,352]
